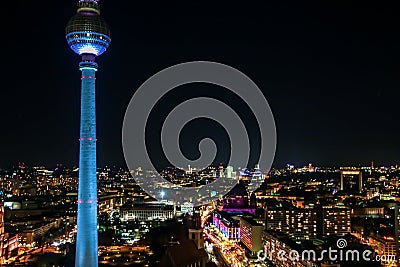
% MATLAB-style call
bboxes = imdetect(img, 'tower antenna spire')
[77,0,101,14]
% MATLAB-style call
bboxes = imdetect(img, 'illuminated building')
[120,202,174,222]
[226,166,233,178]
[265,202,317,240]
[212,211,240,241]
[221,181,256,215]
[351,207,385,218]
[0,203,5,263]
[265,202,350,240]
[10,218,62,246]
[262,231,318,267]
[340,168,362,192]
[368,235,396,267]
[239,216,263,255]
[66,0,111,266]
[395,204,400,266]
[0,203,18,264]
[318,205,351,237]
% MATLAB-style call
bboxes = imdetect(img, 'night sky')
[1,0,400,169]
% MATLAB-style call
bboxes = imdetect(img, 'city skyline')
[2,1,400,267]
[1,160,399,266]
[2,1,400,167]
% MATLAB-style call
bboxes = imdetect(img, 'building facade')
[262,231,317,267]
[368,236,397,267]
[212,211,240,241]
[265,206,317,240]
[0,203,18,264]
[395,204,400,266]
[319,205,351,237]
[239,216,263,255]
[265,203,350,240]
[120,202,174,222]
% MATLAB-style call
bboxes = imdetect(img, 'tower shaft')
[75,60,98,267]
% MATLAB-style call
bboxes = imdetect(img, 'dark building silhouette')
[160,213,208,267]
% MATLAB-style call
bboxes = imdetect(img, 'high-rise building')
[395,204,400,266]
[265,202,317,240]
[340,167,362,192]
[317,205,351,237]
[226,166,234,178]
[240,216,263,255]
[265,201,350,240]
[66,1,111,266]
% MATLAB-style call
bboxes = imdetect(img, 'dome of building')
[66,13,111,56]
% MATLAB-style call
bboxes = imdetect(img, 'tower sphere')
[66,0,111,57]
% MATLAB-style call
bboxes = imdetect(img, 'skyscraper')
[340,167,362,192]
[66,1,111,266]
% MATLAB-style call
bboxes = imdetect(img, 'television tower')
[66,1,111,266]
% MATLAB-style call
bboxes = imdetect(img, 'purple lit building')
[220,181,256,215]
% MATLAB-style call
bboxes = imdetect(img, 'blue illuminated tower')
[66,1,110,266]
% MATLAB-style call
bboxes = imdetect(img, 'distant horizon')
[0,160,398,171]
[2,1,400,170]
